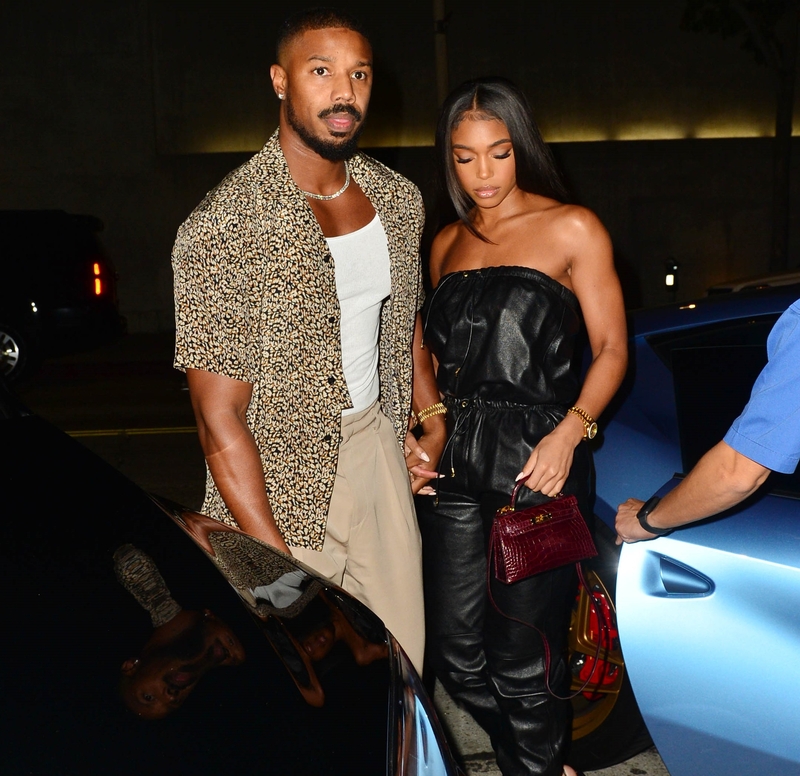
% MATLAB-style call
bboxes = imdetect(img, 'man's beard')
[286,99,364,162]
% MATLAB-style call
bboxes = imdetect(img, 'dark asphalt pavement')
[16,332,207,510]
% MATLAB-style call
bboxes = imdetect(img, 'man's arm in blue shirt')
[615,299,800,544]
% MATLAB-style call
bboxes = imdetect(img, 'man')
[172,8,444,672]
[616,297,800,543]
[115,544,246,719]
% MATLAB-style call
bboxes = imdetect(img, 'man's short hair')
[276,7,369,63]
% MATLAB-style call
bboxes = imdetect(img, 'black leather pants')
[417,399,593,776]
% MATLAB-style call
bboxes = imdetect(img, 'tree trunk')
[770,4,800,271]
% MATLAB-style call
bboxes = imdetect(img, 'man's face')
[272,27,373,161]
[120,610,245,720]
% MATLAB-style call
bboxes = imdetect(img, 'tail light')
[93,262,103,296]
[89,256,113,298]
[84,249,117,304]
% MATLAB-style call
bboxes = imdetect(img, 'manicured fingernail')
[515,472,526,481]
[420,451,430,462]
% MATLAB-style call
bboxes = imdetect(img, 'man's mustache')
[318,104,363,122]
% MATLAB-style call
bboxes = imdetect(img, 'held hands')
[404,429,445,496]
[614,497,657,545]
[516,417,583,497]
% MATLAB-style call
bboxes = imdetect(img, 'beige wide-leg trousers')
[290,401,425,673]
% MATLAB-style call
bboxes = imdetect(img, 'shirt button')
[328,316,335,324]
[323,434,332,442]
[328,376,336,384]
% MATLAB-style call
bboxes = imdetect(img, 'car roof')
[628,283,800,339]
[0,209,103,232]
[706,269,800,293]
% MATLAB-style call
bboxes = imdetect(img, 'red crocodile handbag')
[487,476,604,699]
[490,477,597,584]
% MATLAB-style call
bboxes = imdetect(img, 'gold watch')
[567,406,598,439]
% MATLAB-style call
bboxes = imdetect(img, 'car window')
[645,314,780,372]
[672,345,766,472]
[648,314,799,496]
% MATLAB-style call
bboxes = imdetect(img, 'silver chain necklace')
[297,162,350,201]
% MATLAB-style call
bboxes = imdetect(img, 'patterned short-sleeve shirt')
[173,130,424,550]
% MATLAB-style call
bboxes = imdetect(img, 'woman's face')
[450,114,517,210]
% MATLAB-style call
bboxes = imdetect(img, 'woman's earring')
[278,93,285,100]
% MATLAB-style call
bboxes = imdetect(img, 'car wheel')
[0,323,34,383]
[567,522,652,771]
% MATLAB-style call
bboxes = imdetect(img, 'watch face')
[586,422,598,440]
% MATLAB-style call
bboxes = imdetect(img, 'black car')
[0,379,461,775]
[0,210,124,381]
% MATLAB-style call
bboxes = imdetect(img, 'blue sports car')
[589,284,800,776]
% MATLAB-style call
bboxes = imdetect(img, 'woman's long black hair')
[436,77,569,240]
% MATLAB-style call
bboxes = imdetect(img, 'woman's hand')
[516,413,585,497]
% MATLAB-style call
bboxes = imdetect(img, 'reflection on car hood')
[0,409,423,775]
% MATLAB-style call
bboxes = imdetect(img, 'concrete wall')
[554,137,800,307]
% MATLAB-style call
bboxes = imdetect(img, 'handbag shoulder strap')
[485,537,608,701]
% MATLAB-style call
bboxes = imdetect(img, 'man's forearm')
[616,441,772,543]
[187,368,289,553]
[203,427,289,551]
[647,441,771,531]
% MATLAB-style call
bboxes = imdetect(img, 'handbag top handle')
[509,475,530,510]
[509,473,564,511]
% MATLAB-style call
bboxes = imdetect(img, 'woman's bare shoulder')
[547,203,610,247]
[429,221,463,285]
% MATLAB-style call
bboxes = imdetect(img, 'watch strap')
[567,406,598,439]
[636,495,672,536]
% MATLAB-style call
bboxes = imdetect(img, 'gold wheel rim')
[570,570,625,739]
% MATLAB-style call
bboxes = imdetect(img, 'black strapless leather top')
[423,266,582,406]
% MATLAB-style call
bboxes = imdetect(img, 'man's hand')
[614,497,659,544]
[405,430,444,495]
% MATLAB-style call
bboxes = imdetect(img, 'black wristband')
[636,496,673,536]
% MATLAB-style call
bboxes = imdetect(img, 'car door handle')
[659,556,714,596]
[637,552,715,597]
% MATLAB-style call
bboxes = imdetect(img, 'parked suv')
[0,210,124,381]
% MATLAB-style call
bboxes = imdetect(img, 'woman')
[416,78,627,776]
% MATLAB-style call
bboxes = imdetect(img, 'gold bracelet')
[416,402,447,425]
[567,406,598,440]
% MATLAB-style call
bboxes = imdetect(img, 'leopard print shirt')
[172,130,424,550]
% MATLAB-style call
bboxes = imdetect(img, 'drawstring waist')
[442,396,566,414]
[434,397,568,501]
